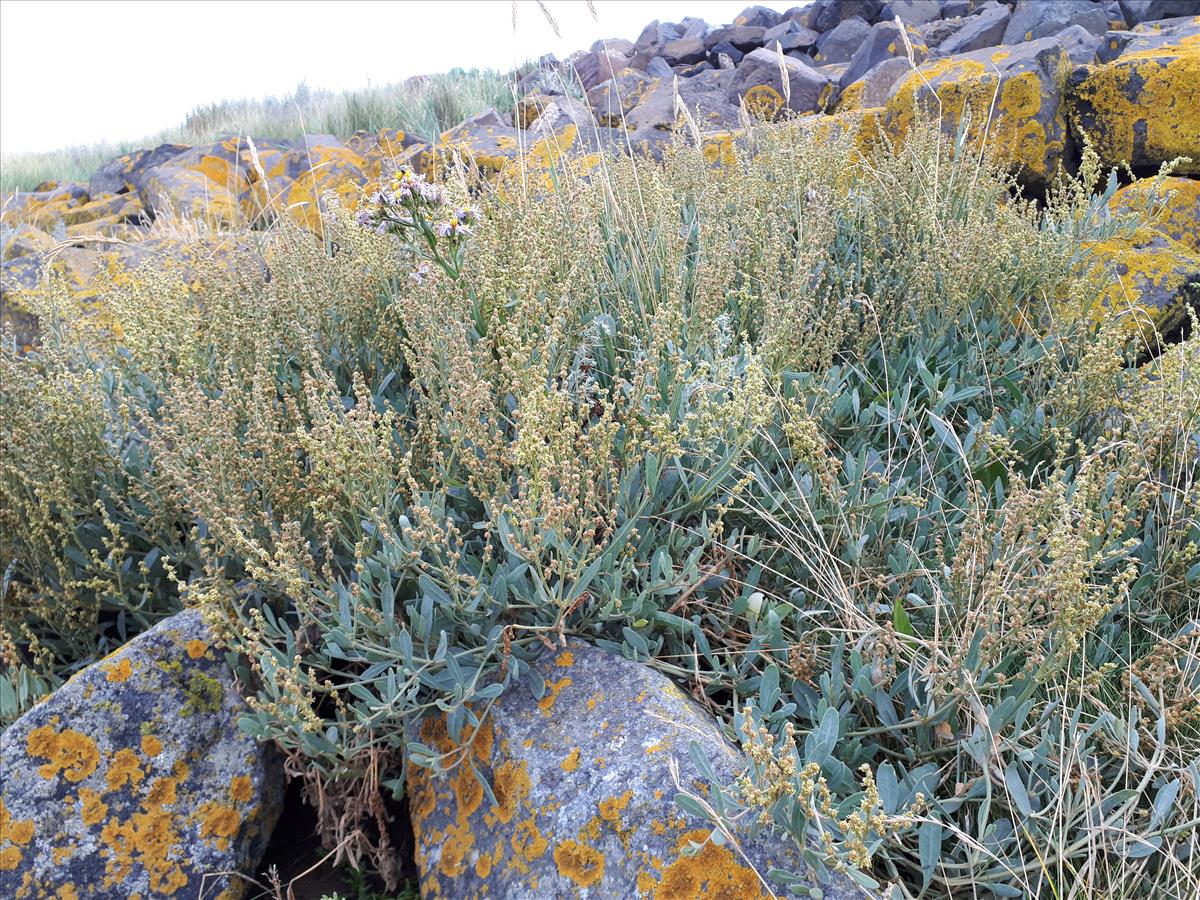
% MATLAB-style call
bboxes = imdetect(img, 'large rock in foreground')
[408,639,866,899]
[0,610,283,899]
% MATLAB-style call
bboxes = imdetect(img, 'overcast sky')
[0,0,792,155]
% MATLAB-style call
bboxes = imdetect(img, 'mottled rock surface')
[0,610,283,899]
[408,639,866,900]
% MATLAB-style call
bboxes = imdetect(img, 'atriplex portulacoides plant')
[2,117,1196,896]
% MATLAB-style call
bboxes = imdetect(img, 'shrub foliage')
[2,120,1197,897]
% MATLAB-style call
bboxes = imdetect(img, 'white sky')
[0,0,795,154]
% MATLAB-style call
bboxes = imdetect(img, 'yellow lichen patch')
[586,691,605,712]
[638,869,659,895]
[508,816,549,875]
[561,748,581,773]
[555,651,575,668]
[408,763,439,827]
[598,789,634,823]
[196,800,240,851]
[107,748,145,793]
[538,676,573,714]
[886,55,1065,180]
[78,787,109,826]
[1109,176,1200,254]
[104,658,133,682]
[26,726,101,783]
[553,838,605,888]
[701,131,739,167]
[100,805,188,894]
[1071,37,1200,173]
[485,758,531,826]
[185,639,208,659]
[0,797,35,871]
[652,829,769,899]
[450,762,484,822]
[140,735,163,757]
[437,819,474,878]
[229,775,253,804]
[145,777,178,808]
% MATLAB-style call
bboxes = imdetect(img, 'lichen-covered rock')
[813,15,873,64]
[1002,0,1108,45]
[1069,27,1199,173]
[2,183,91,229]
[1,224,54,262]
[836,56,912,110]
[60,192,146,228]
[250,136,369,231]
[1109,175,1200,253]
[0,609,283,899]
[588,68,659,126]
[840,18,929,89]
[884,34,1075,184]
[625,69,740,132]
[935,0,1012,55]
[729,47,836,119]
[408,639,866,900]
[734,4,784,29]
[881,0,943,28]
[526,96,598,136]
[89,143,190,197]
[1083,228,1200,343]
[430,109,523,177]
[0,291,39,353]
[136,165,245,227]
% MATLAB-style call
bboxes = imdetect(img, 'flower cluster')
[356,167,482,280]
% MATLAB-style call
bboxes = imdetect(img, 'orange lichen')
[185,640,208,659]
[450,763,484,822]
[485,759,531,826]
[886,55,1065,179]
[100,805,188,894]
[555,651,575,668]
[197,801,240,851]
[229,775,253,804]
[1071,37,1200,172]
[653,829,768,899]
[638,870,659,895]
[586,691,605,711]
[561,748,581,773]
[0,797,35,871]
[26,726,101,783]
[107,748,145,793]
[79,787,109,826]
[145,777,178,808]
[538,677,573,714]
[437,819,474,878]
[599,789,634,823]
[553,838,605,888]
[140,735,163,757]
[510,817,549,866]
[104,658,133,682]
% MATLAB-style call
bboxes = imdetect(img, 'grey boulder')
[407,639,868,899]
[0,610,284,899]
[1002,0,1108,44]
